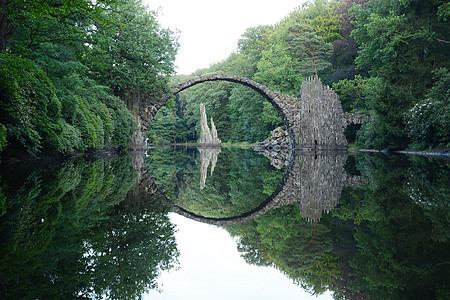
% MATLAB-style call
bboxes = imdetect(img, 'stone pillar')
[199,102,221,145]
[211,117,219,142]
[295,78,347,149]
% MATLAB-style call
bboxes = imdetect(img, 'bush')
[408,68,450,149]
[0,50,136,156]
[107,96,136,148]
[58,120,83,153]
[0,53,63,155]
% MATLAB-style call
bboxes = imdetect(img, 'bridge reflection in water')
[130,149,364,226]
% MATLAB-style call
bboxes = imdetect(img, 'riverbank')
[353,148,450,159]
[2,145,448,168]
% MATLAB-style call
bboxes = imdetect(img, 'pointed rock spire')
[199,102,221,144]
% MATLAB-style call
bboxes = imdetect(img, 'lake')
[0,147,448,299]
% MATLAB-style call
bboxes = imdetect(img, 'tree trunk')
[0,0,8,51]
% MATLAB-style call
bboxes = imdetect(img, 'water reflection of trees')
[5,152,446,299]
[227,153,450,299]
[145,147,286,219]
[0,157,179,299]
[138,147,449,299]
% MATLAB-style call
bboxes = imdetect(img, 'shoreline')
[1,146,448,167]
[146,143,256,148]
[354,148,450,158]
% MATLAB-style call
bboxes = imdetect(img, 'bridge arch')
[144,153,296,227]
[169,73,297,149]
[138,73,355,150]
[133,75,363,224]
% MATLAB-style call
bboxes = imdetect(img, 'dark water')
[0,148,448,299]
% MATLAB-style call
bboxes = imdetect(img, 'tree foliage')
[350,0,450,149]
[407,68,450,149]
[0,0,178,156]
[285,23,333,79]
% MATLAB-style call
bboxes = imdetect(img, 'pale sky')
[145,213,333,299]
[145,0,307,74]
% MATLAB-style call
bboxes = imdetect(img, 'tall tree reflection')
[0,156,179,299]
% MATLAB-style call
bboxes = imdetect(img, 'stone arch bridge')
[134,73,367,149]
[128,74,367,225]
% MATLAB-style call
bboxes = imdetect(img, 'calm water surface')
[0,147,448,299]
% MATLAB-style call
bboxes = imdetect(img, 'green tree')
[236,25,274,77]
[0,0,116,52]
[332,74,370,111]
[340,154,450,299]
[351,0,450,149]
[255,41,302,95]
[0,0,177,155]
[146,105,178,144]
[83,0,179,145]
[85,0,178,97]
[285,23,333,79]
[295,0,344,43]
[0,53,63,155]
[228,85,282,143]
[408,68,450,149]
[329,0,370,83]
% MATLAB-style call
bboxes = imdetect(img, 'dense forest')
[149,0,450,150]
[0,0,178,157]
[1,0,449,155]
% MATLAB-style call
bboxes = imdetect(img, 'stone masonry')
[127,74,369,224]
[133,73,366,149]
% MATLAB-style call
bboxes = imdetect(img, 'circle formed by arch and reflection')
[144,73,300,225]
